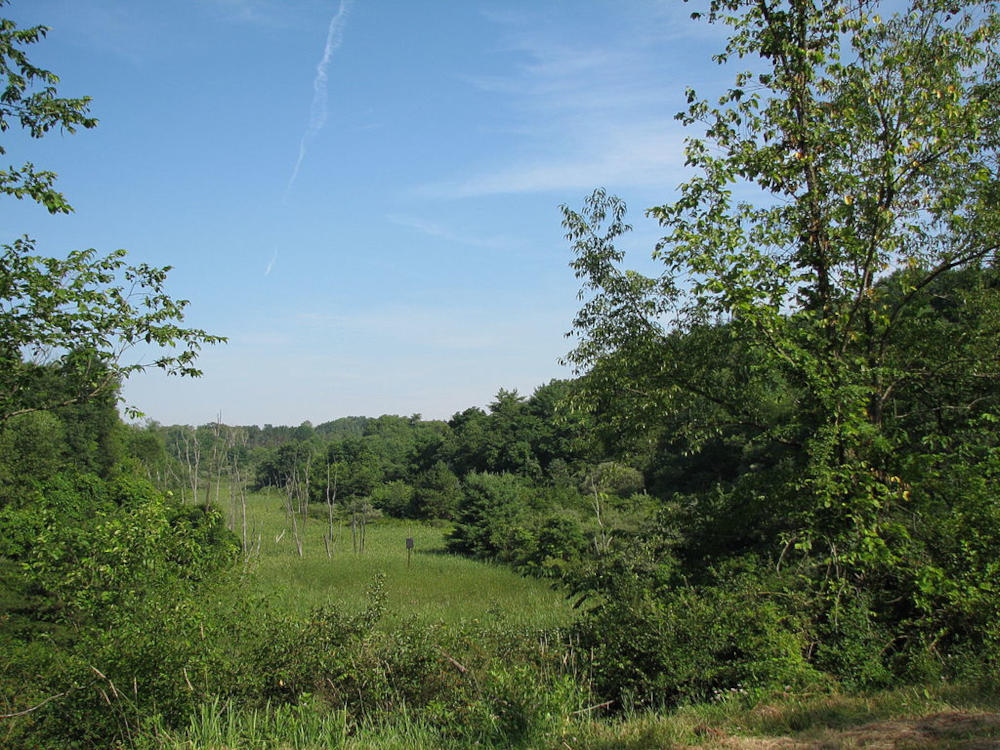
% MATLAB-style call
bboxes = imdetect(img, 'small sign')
[405,537,414,550]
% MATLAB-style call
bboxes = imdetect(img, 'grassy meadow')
[144,671,1000,750]
[154,489,998,750]
[223,487,577,630]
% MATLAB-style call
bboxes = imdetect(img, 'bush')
[577,567,820,708]
[446,472,534,559]
[813,594,894,689]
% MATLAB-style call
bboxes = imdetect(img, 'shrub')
[577,568,820,708]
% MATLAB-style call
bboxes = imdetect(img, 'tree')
[319,437,383,501]
[370,479,415,517]
[0,8,237,741]
[446,472,534,560]
[411,460,461,519]
[0,3,97,213]
[563,0,1000,678]
[524,379,596,475]
[0,5,224,423]
[566,0,1000,556]
[0,240,226,422]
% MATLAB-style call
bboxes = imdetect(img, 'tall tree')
[564,0,1000,611]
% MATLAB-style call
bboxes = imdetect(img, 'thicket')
[560,0,1000,709]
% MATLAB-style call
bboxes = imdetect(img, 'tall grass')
[139,696,349,750]
[137,681,1000,749]
[141,698,473,750]
[232,488,577,629]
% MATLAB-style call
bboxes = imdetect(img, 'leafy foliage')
[0,239,226,421]
[0,3,97,213]
[0,5,235,745]
[560,0,1000,697]
[579,565,821,708]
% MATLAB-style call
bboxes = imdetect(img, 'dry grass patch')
[699,711,1000,749]
[565,686,1000,750]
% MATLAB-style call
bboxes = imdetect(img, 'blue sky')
[3,0,729,426]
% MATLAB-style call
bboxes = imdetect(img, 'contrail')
[285,0,354,197]
[264,246,279,276]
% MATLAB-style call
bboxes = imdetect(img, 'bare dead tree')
[203,413,223,511]
[323,461,338,558]
[179,427,200,505]
[350,502,358,554]
[282,452,305,558]
[587,475,613,556]
[283,474,304,557]
[301,448,314,519]
[225,426,254,559]
[348,499,379,554]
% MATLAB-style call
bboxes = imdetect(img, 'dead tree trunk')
[204,414,223,512]
[284,472,304,558]
[181,427,200,506]
[324,462,338,558]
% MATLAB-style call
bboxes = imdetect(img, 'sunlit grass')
[138,681,1000,750]
[564,683,1000,749]
[141,698,472,750]
[221,487,577,629]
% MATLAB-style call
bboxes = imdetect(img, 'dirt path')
[698,711,1000,749]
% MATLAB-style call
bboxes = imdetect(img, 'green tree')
[524,379,596,475]
[446,472,535,560]
[447,406,491,475]
[370,479,415,517]
[411,460,462,519]
[318,437,383,501]
[448,389,545,478]
[0,240,226,422]
[563,0,1000,680]
[0,5,224,423]
[565,0,1000,570]
[0,2,96,213]
[0,410,64,491]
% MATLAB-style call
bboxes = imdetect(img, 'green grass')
[138,681,1000,749]
[140,698,469,750]
[563,683,1000,749]
[224,488,577,629]
[154,490,1000,750]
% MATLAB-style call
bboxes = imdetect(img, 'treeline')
[134,379,654,576]
[139,381,594,507]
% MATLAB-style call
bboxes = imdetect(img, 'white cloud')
[415,8,698,198]
[204,0,299,28]
[385,214,513,250]
[419,126,688,198]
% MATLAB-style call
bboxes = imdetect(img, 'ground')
[699,711,1000,749]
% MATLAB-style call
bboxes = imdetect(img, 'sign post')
[406,537,414,569]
